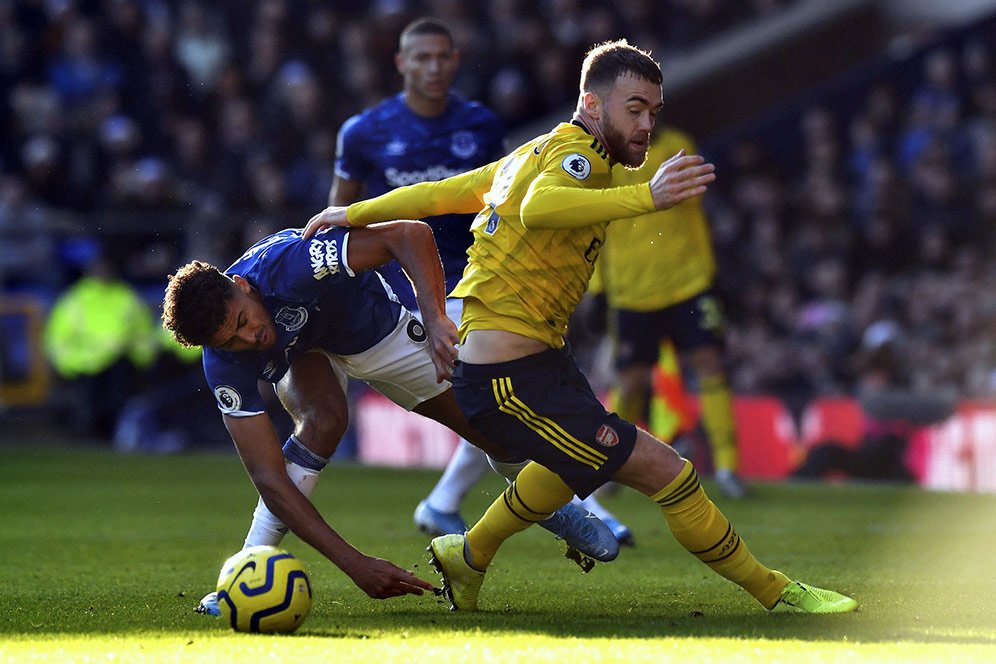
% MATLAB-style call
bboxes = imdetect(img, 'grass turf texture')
[2,444,994,662]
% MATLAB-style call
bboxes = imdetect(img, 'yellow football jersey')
[346,122,657,347]
[591,127,716,311]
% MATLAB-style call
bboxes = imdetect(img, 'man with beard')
[303,39,856,615]
[330,18,630,544]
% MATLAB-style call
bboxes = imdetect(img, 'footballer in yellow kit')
[350,121,656,347]
[591,127,747,498]
[303,39,856,616]
[345,119,658,494]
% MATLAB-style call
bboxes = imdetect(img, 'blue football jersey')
[335,93,505,309]
[202,228,404,416]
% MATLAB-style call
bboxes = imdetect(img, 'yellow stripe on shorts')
[491,377,607,469]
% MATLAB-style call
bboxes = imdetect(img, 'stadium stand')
[0,2,992,482]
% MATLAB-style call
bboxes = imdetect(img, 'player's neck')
[404,91,448,118]
[571,107,613,166]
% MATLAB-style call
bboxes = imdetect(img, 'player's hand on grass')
[348,554,435,599]
[648,149,716,211]
[304,206,350,238]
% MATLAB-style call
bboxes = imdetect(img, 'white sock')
[424,439,490,513]
[243,436,327,549]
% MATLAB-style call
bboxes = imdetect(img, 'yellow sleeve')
[347,162,498,226]
[520,174,655,229]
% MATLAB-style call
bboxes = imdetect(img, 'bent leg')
[614,429,788,608]
[465,461,575,570]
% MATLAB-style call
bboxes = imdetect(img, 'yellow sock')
[652,460,788,608]
[699,375,739,472]
[465,462,574,570]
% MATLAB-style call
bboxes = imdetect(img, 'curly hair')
[162,260,235,347]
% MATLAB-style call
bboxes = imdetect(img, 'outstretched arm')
[304,161,498,238]
[223,413,434,599]
[519,150,715,229]
[344,221,458,382]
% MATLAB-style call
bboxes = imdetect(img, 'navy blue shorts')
[451,346,637,499]
[613,287,726,370]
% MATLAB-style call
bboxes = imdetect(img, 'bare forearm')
[391,223,448,319]
[256,478,364,572]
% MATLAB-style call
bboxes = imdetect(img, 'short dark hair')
[579,39,662,95]
[399,17,453,50]
[162,260,234,347]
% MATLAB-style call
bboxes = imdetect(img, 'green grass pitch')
[2,443,995,662]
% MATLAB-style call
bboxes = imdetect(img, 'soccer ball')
[215,545,313,633]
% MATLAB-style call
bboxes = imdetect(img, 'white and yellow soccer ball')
[215,545,312,633]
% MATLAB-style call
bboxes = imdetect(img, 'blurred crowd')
[700,44,995,410]
[0,0,992,441]
[0,0,791,218]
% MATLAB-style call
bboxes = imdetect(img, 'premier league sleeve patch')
[561,153,592,180]
[214,385,243,414]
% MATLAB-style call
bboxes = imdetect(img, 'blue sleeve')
[334,115,369,183]
[202,350,267,417]
[254,228,358,303]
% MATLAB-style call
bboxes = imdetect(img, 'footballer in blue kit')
[330,17,505,538]
[163,219,621,611]
[330,18,632,543]
[202,228,410,416]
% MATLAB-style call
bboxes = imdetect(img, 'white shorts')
[312,310,449,411]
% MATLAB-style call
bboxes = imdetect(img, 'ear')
[231,274,252,294]
[582,91,602,119]
[394,51,404,75]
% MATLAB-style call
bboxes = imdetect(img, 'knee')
[614,430,688,495]
[295,407,348,457]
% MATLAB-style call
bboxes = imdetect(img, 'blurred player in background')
[163,222,619,612]
[305,39,855,614]
[331,17,629,540]
[590,125,749,499]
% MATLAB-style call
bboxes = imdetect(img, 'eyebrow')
[626,94,663,109]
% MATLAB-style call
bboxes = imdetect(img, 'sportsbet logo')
[308,239,340,280]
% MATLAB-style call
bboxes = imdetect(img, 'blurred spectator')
[42,251,158,439]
